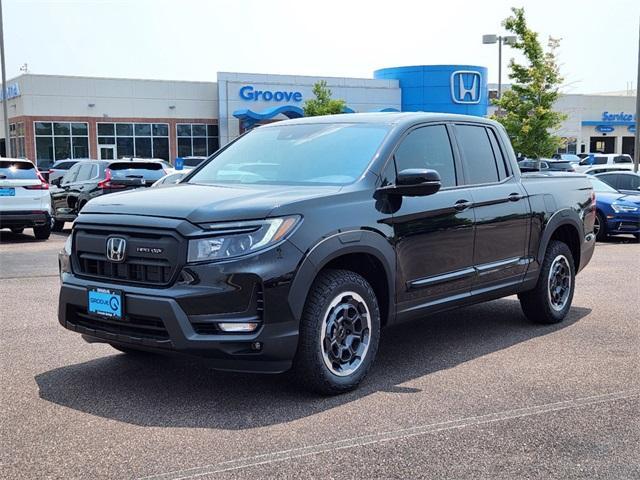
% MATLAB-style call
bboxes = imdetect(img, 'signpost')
[0,0,10,158]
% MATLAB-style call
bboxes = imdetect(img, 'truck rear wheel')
[292,269,380,395]
[519,240,575,324]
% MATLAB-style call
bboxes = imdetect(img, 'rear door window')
[0,161,38,179]
[593,156,608,165]
[454,125,501,184]
[393,125,457,188]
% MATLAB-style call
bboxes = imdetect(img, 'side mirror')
[380,168,442,197]
[50,177,61,187]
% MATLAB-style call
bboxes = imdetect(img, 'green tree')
[492,7,566,158]
[303,80,346,116]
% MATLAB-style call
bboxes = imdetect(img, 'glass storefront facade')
[97,122,170,160]
[9,122,26,158]
[34,121,89,167]
[177,123,219,157]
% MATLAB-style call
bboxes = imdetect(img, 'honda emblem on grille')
[106,237,127,263]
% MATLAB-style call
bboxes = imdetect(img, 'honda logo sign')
[106,237,127,263]
[451,71,482,104]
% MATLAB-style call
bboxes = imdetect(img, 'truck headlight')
[188,216,301,263]
[611,203,638,213]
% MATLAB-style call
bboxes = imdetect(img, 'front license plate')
[87,288,123,320]
[0,188,15,196]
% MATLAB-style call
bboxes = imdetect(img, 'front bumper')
[605,214,640,235]
[0,210,50,228]
[58,241,304,373]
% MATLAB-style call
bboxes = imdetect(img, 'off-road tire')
[291,269,380,395]
[519,240,575,324]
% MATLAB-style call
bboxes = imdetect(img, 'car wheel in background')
[33,222,51,240]
[10,228,24,234]
[51,218,65,232]
[292,269,380,395]
[594,211,607,241]
[519,240,575,324]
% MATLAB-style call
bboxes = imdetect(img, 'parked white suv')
[575,154,633,172]
[0,158,52,239]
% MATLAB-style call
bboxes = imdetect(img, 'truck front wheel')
[519,240,575,324]
[292,269,380,395]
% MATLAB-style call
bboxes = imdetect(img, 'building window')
[34,121,89,167]
[97,122,169,160]
[177,123,219,158]
[9,122,26,158]
[556,137,578,155]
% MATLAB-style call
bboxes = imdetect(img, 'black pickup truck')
[58,113,596,394]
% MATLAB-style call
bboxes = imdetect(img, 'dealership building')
[0,65,636,166]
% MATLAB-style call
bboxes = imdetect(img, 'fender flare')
[536,208,584,266]
[287,230,396,324]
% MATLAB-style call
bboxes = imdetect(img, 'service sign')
[595,125,615,133]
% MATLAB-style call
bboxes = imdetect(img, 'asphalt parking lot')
[0,230,638,479]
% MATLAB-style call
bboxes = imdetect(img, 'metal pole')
[498,36,503,99]
[634,19,639,173]
[0,0,10,158]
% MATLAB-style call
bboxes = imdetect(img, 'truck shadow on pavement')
[35,299,591,430]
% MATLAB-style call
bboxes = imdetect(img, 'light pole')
[0,0,9,158]
[482,34,517,103]
[634,20,639,173]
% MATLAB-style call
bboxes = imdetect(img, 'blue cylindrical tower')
[374,65,488,116]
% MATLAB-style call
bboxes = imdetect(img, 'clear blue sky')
[3,0,639,93]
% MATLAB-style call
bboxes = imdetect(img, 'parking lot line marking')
[139,388,639,480]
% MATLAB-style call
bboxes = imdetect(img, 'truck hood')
[82,183,342,223]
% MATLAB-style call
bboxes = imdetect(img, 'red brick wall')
[10,115,218,162]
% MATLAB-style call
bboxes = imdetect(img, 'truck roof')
[264,112,501,129]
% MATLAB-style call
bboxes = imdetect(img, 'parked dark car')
[58,113,596,394]
[518,159,575,172]
[50,159,168,231]
[588,176,640,241]
[594,170,640,196]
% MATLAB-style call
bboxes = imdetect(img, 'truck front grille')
[72,226,182,287]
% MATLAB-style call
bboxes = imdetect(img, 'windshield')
[0,161,38,179]
[589,177,618,193]
[188,123,390,186]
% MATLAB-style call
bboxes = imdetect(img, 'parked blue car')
[588,176,640,241]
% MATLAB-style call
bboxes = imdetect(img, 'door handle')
[508,193,523,202]
[454,199,472,211]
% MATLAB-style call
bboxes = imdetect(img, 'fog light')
[217,322,259,333]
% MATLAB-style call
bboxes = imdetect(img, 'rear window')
[108,162,165,179]
[548,161,571,170]
[183,157,205,167]
[0,161,38,179]
[53,161,77,170]
[613,155,632,164]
